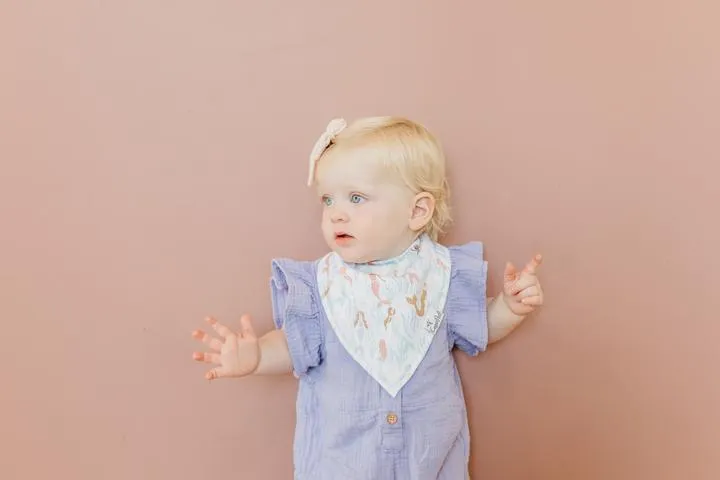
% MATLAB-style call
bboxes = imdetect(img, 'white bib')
[317,234,452,397]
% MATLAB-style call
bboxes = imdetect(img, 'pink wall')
[2,1,719,479]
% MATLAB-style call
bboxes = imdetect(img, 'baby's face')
[315,147,417,263]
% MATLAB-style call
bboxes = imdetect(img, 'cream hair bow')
[307,118,347,186]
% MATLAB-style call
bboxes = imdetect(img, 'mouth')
[334,232,355,244]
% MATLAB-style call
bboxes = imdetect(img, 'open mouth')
[334,232,355,243]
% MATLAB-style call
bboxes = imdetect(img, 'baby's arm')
[486,254,544,344]
[254,328,293,375]
[192,315,292,380]
[486,294,526,344]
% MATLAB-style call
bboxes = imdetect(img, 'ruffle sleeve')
[446,242,489,356]
[270,258,323,376]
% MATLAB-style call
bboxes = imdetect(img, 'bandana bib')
[317,235,452,397]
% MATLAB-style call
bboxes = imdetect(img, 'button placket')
[381,392,404,452]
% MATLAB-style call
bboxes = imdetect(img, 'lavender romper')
[270,242,488,480]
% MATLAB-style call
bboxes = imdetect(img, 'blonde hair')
[320,116,452,241]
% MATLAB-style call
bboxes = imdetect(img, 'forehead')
[315,146,387,190]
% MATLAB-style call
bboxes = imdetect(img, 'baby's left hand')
[503,254,544,316]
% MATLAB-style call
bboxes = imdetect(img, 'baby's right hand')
[192,315,260,380]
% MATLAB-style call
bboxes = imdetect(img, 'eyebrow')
[316,182,376,194]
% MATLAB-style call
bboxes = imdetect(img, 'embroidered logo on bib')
[317,234,452,397]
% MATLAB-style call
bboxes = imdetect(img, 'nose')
[330,206,348,223]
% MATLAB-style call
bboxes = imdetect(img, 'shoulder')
[447,240,484,261]
[441,240,486,278]
[269,254,327,288]
[268,255,325,331]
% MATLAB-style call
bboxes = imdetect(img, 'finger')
[206,366,228,381]
[239,314,256,339]
[507,276,538,295]
[520,295,544,306]
[193,351,221,364]
[504,262,518,283]
[192,329,223,351]
[516,285,540,299]
[206,316,233,339]
[522,254,543,275]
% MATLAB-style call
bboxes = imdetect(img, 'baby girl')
[192,116,545,479]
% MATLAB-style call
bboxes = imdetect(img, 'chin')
[335,250,364,264]
[330,246,372,264]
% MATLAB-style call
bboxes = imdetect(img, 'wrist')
[250,335,267,375]
[497,292,526,319]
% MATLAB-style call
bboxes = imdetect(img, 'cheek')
[320,210,332,228]
[364,205,403,229]
[357,204,381,223]
[373,201,405,220]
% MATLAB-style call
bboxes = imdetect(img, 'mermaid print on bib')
[316,234,452,397]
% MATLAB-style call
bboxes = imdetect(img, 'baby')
[192,116,544,479]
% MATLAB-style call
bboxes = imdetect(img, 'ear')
[408,192,435,232]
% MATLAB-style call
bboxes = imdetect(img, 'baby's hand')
[502,254,544,316]
[191,315,260,380]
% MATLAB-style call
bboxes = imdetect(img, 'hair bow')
[307,118,347,186]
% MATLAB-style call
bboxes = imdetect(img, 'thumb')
[504,262,517,283]
[239,314,256,339]
[206,366,228,381]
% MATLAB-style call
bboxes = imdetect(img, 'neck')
[348,232,427,270]
[383,232,423,261]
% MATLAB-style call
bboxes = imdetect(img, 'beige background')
[2,1,719,479]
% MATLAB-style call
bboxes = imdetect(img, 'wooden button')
[386,413,398,425]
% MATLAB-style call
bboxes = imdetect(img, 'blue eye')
[322,196,333,206]
[350,194,365,204]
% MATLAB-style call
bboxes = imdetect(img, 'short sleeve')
[269,258,323,376]
[446,242,489,356]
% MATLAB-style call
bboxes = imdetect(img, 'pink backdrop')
[2,1,719,479]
